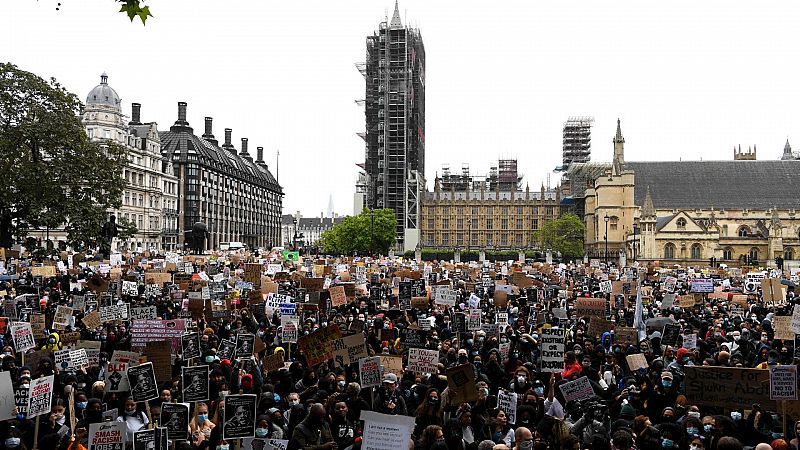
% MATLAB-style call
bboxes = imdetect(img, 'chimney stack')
[177,102,187,122]
[223,128,233,150]
[130,103,141,125]
[256,146,265,164]
[202,117,217,144]
[241,138,251,159]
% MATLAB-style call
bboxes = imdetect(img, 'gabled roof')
[628,160,800,210]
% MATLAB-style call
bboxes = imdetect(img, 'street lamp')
[604,214,609,266]
[370,208,375,257]
[292,217,298,250]
[633,225,639,261]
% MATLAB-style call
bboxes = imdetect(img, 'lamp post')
[292,217,298,251]
[370,208,375,257]
[633,225,639,261]
[604,214,609,266]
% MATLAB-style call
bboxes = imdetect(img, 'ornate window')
[676,218,687,230]
[749,247,759,262]
[784,248,794,260]
[690,243,702,260]
[664,243,676,259]
[610,216,619,231]
[723,247,733,260]
[738,225,750,237]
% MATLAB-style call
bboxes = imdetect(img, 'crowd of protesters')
[0,247,798,450]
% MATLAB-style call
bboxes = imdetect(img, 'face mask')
[125,410,137,417]
[221,391,229,397]
[733,335,741,341]
[338,381,346,389]
[428,398,439,405]
[21,383,29,389]
[198,414,208,422]
[77,401,88,410]
[436,438,446,444]
[688,412,700,419]
[5,438,20,448]
[218,446,229,450]
[682,357,690,364]
[48,338,56,344]
[534,387,544,396]
[703,424,713,433]
[290,399,300,405]
[54,413,65,421]
[731,412,742,421]
[662,439,674,449]
[255,428,268,438]
[662,380,672,389]
[687,427,699,436]
[690,446,700,450]
[519,441,533,450]
[517,376,527,385]
[206,356,214,363]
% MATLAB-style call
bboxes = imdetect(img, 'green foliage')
[0,63,129,251]
[320,209,397,256]
[118,0,152,24]
[533,214,586,259]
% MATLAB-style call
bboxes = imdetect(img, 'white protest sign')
[0,371,15,421]
[682,333,697,349]
[791,304,800,335]
[100,304,129,322]
[540,328,565,372]
[599,281,612,294]
[770,365,797,401]
[130,306,157,321]
[467,309,482,331]
[52,305,73,329]
[11,323,35,352]
[27,375,55,418]
[406,348,440,373]
[435,288,457,307]
[360,410,416,450]
[497,390,518,425]
[559,376,595,403]
[122,281,139,297]
[281,316,299,343]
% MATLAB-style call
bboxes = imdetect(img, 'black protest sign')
[181,332,201,360]
[128,362,158,402]
[235,334,255,359]
[182,365,210,402]
[218,339,236,361]
[399,327,426,349]
[133,429,155,450]
[399,282,412,301]
[661,324,681,346]
[223,394,257,439]
[161,403,189,441]
[14,385,27,416]
[453,313,467,333]
[413,279,426,297]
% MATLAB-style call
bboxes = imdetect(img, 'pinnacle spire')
[389,0,403,28]
[613,118,624,143]
[782,138,793,160]
[642,185,656,218]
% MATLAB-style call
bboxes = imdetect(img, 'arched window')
[738,225,751,237]
[664,243,676,260]
[610,216,619,231]
[691,243,702,260]
[676,218,687,230]
[785,248,795,261]
[749,247,759,262]
[723,247,733,260]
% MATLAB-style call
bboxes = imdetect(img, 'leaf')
[137,6,153,25]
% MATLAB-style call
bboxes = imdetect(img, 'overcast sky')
[5,1,800,219]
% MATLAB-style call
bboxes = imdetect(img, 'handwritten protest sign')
[435,288,457,307]
[360,410,416,450]
[333,334,368,366]
[298,324,342,367]
[379,355,403,378]
[626,353,649,371]
[685,366,775,410]
[359,356,382,388]
[406,348,439,373]
[497,390,518,425]
[559,376,594,403]
[11,323,35,352]
[575,298,605,318]
[540,328,564,373]
[329,285,347,307]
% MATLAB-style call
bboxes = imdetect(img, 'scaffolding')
[561,116,594,170]
[439,159,523,192]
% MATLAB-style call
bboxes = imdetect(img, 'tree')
[0,63,131,251]
[320,209,397,256]
[533,214,586,260]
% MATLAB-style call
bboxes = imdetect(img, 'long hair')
[415,388,442,418]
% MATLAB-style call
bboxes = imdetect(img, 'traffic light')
[776,257,784,269]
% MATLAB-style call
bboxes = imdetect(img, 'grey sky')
[5,1,800,219]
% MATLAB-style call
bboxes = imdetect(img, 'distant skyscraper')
[561,116,594,169]
[326,194,334,218]
[359,1,425,251]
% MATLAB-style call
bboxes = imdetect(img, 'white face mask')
[688,412,700,419]
[290,399,300,405]
[5,438,20,448]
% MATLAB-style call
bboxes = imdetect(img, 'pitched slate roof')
[159,121,281,193]
[627,160,800,210]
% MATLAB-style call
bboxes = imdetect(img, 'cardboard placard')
[406,348,439,374]
[559,376,594,403]
[298,324,343,367]
[575,298,606,318]
[446,363,477,403]
[626,353,649,371]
